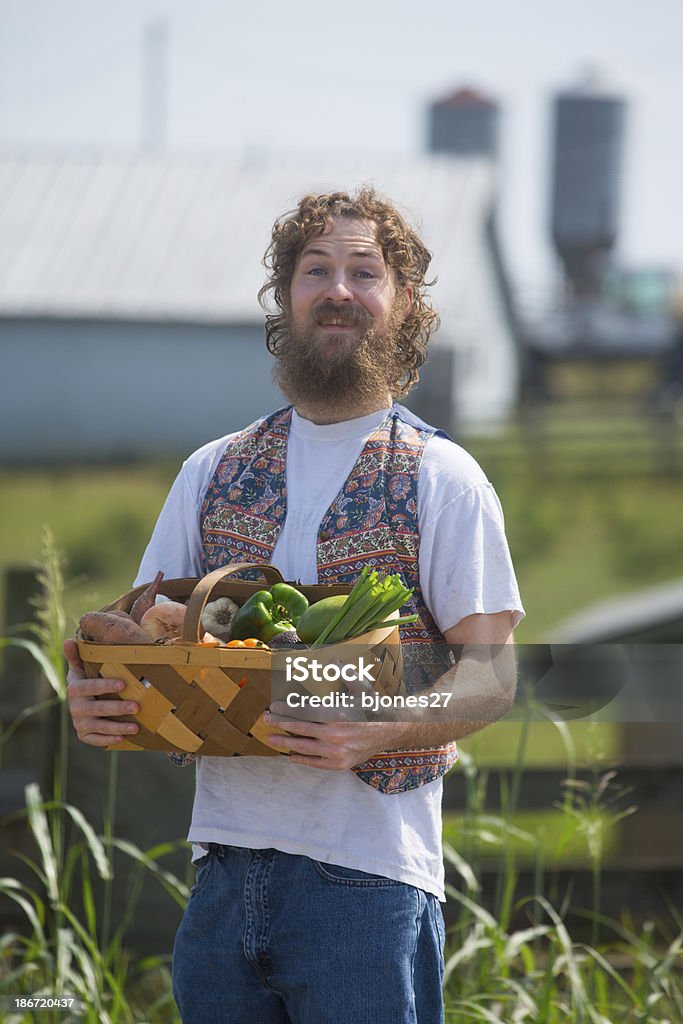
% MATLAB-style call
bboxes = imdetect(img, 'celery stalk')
[311,567,376,647]
[323,590,381,645]
[312,570,415,647]
[359,615,418,632]
[351,587,412,636]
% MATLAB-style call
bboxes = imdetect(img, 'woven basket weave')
[77,563,405,757]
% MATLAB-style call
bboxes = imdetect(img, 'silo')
[550,73,626,296]
[428,87,499,158]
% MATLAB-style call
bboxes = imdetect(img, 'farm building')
[0,149,520,462]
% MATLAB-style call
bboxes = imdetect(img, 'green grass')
[475,471,683,643]
[442,807,620,865]
[459,720,619,767]
[0,465,176,631]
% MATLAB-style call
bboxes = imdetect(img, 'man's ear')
[398,286,414,320]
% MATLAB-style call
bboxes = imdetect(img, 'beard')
[274,299,405,412]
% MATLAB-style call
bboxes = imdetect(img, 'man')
[65,188,524,1024]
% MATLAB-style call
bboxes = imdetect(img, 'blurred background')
[0,0,681,635]
[1,0,682,1004]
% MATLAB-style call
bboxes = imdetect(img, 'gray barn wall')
[0,318,283,462]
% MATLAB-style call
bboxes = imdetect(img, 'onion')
[140,601,187,641]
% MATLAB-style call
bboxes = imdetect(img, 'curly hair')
[258,187,440,397]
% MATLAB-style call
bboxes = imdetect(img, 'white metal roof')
[0,149,497,324]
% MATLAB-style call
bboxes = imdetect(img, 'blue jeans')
[172,844,445,1024]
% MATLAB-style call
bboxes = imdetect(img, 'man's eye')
[355,270,374,279]
[306,267,326,276]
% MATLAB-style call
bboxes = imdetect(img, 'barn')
[0,150,520,461]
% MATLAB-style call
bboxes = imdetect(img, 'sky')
[1,0,681,303]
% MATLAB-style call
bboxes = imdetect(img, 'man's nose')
[323,275,354,301]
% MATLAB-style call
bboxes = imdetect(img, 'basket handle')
[182,563,285,643]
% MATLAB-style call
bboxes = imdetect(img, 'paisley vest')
[200,404,459,795]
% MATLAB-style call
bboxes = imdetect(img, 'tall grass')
[0,781,188,1023]
[0,537,682,1022]
[442,709,682,1022]
[0,533,187,1023]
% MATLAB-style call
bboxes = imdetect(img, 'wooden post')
[0,567,54,919]
[618,643,683,859]
[0,566,57,789]
[1,566,45,722]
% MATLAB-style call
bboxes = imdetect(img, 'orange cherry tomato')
[226,639,246,648]
[242,638,262,648]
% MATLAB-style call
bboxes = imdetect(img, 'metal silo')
[550,73,626,296]
[428,87,499,159]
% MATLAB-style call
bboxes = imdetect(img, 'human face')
[275,216,413,421]
[288,217,408,353]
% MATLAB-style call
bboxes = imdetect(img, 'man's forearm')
[379,717,497,750]
[378,642,518,750]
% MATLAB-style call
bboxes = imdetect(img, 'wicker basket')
[77,563,405,757]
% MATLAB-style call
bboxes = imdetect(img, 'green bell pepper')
[229,582,309,642]
[260,619,296,642]
[270,583,309,625]
[229,590,275,641]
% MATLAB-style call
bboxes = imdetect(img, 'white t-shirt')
[136,407,524,899]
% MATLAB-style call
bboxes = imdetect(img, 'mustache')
[310,300,373,329]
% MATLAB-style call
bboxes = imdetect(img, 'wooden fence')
[441,760,683,934]
[462,406,683,480]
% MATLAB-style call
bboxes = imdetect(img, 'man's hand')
[264,707,408,770]
[64,639,140,747]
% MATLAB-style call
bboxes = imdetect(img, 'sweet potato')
[130,570,164,624]
[79,611,151,645]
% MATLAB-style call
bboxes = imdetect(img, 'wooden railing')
[440,759,683,933]
[463,408,683,480]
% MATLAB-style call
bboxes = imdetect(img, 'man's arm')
[379,609,517,747]
[264,610,517,771]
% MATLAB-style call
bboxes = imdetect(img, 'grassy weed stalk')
[0,534,186,1022]
[443,719,682,1021]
